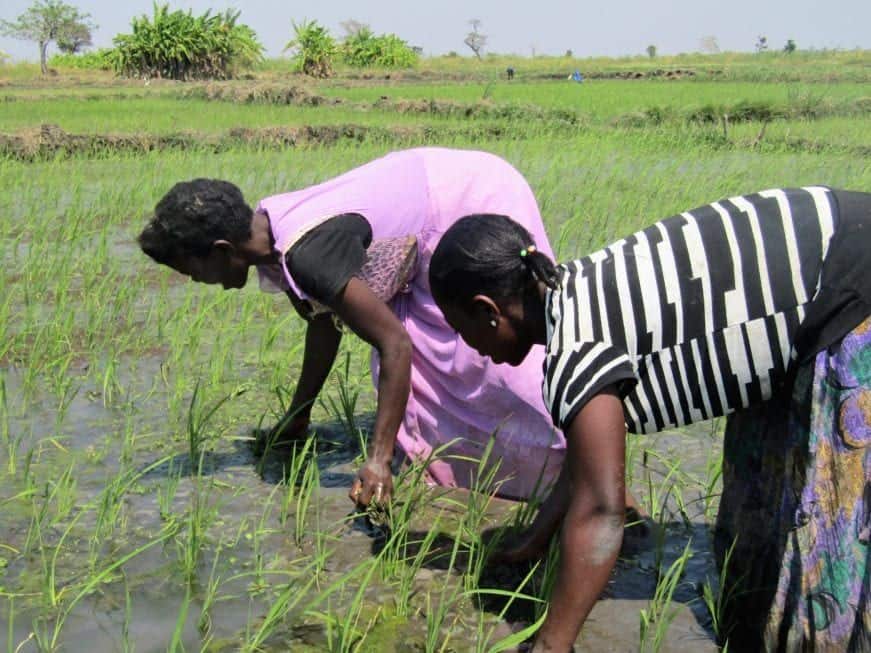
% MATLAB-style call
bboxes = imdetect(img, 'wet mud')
[0,352,723,651]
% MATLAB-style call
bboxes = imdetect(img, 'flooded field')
[2,50,869,650]
[0,350,723,651]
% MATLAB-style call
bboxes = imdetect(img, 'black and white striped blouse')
[542,186,866,434]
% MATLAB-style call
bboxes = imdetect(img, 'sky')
[1,0,869,62]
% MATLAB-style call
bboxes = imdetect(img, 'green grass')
[0,97,469,134]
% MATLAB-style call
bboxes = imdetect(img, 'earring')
[489,319,497,328]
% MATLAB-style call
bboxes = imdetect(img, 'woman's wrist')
[368,445,393,466]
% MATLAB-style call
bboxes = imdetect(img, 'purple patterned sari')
[716,316,871,651]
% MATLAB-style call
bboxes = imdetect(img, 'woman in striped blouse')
[429,187,870,652]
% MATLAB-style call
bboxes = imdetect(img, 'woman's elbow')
[381,328,413,364]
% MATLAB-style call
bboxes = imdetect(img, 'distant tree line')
[1,2,419,79]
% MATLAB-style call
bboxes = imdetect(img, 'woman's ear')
[212,239,236,254]
[471,294,502,327]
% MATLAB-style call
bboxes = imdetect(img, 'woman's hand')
[349,458,394,507]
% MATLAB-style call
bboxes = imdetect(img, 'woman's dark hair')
[138,179,254,265]
[429,213,559,310]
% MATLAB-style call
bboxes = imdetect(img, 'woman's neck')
[524,281,550,346]
[240,211,278,265]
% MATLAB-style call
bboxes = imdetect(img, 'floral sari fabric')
[715,316,871,652]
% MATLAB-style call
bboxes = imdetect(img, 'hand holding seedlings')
[349,458,393,508]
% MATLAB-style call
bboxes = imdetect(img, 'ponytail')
[518,245,560,291]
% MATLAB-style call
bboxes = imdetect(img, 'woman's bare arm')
[276,302,342,440]
[328,277,412,506]
[533,386,627,652]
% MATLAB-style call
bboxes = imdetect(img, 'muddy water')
[0,355,721,652]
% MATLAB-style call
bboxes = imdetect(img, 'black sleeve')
[794,189,871,361]
[285,213,373,304]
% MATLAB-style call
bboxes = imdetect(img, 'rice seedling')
[467,559,545,653]
[29,523,177,652]
[293,442,320,548]
[639,539,694,652]
[322,350,364,444]
[391,515,441,617]
[277,436,318,527]
[701,536,740,647]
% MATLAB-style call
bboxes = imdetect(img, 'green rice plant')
[423,584,462,653]
[392,513,442,617]
[311,595,381,653]
[508,460,554,533]
[168,585,192,653]
[6,595,15,653]
[121,572,133,653]
[702,446,724,524]
[186,381,245,472]
[31,523,177,652]
[22,460,77,556]
[175,474,227,586]
[467,559,546,653]
[278,434,318,527]
[422,524,469,653]
[641,448,686,522]
[197,540,226,639]
[455,439,508,593]
[639,539,694,653]
[701,536,740,647]
[376,441,459,580]
[91,455,174,560]
[248,484,284,593]
[240,555,361,653]
[101,356,121,408]
[0,372,7,444]
[532,535,561,622]
[254,400,312,476]
[321,350,363,445]
[157,461,181,524]
[293,441,320,548]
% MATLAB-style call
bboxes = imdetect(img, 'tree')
[56,21,91,53]
[783,39,797,54]
[340,19,368,38]
[464,18,487,60]
[755,35,768,52]
[646,44,657,59]
[0,0,95,74]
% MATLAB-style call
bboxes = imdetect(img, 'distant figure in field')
[570,70,584,83]
[506,66,515,81]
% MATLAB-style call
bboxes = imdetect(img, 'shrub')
[111,4,263,80]
[284,19,337,78]
[48,48,113,70]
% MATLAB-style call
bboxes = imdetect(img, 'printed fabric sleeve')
[543,341,637,431]
[285,213,373,304]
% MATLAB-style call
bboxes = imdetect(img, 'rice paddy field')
[1,51,869,652]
